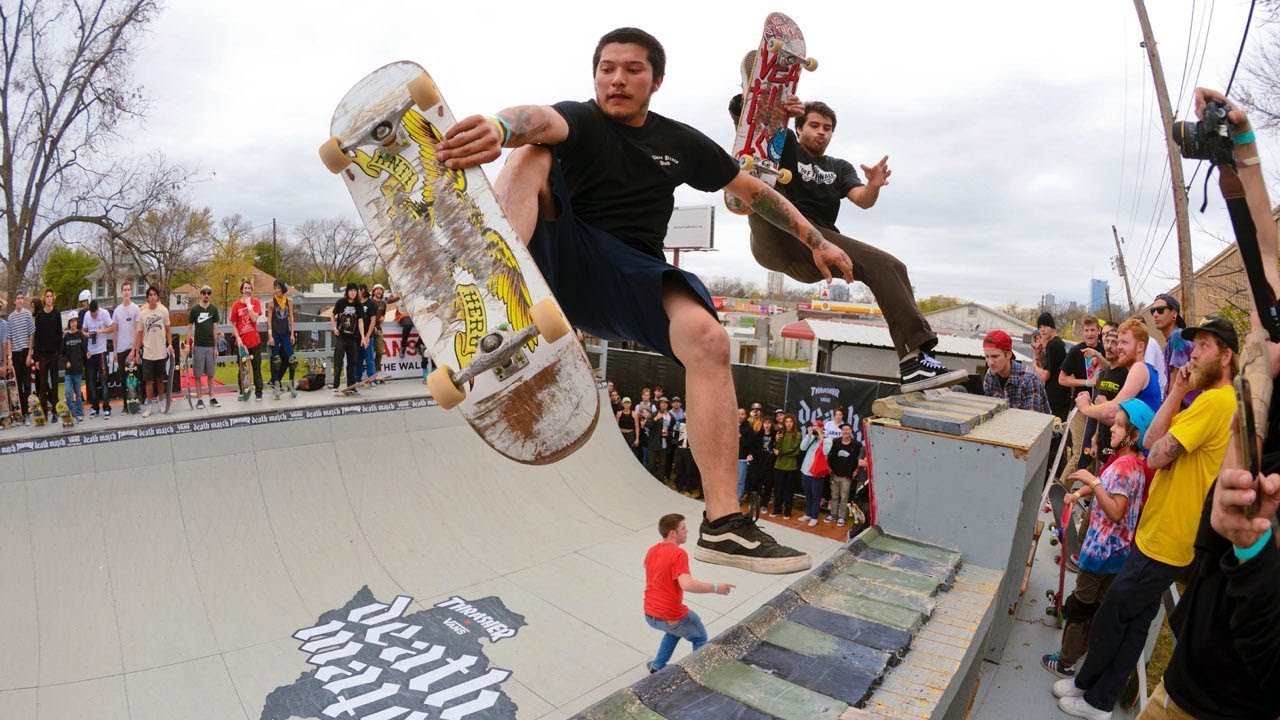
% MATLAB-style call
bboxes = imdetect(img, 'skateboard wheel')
[738,155,755,172]
[768,38,783,53]
[777,168,793,185]
[427,365,465,410]
[1045,606,1055,617]
[530,298,570,343]
[407,73,440,111]
[804,57,819,72]
[319,136,351,173]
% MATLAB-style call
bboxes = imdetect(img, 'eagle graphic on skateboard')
[321,61,598,464]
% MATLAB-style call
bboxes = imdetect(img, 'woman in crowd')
[748,416,777,515]
[771,414,802,519]
[616,397,640,461]
[799,419,834,527]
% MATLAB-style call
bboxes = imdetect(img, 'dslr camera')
[1172,100,1234,165]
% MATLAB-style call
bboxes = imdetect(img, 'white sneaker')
[824,515,836,522]
[1058,695,1110,719]
[837,519,846,526]
[1053,678,1085,699]
[141,404,152,418]
[798,515,811,522]
[807,518,818,527]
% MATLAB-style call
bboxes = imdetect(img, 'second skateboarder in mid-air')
[436,27,894,574]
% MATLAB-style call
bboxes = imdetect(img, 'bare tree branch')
[296,218,374,285]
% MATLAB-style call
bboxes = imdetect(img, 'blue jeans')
[64,374,84,418]
[645,610,708,670]
[737,459,750,499]
[801,474,825,518]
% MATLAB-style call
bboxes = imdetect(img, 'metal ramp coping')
[571,527,1003,720]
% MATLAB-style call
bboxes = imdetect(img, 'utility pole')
[1134,0,1196,322]
[272,218,279,279]
[1112,225,1137,316]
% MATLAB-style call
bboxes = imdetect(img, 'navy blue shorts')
[526,162,718,363]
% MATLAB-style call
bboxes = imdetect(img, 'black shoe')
[693,512,811,574]
[899,352,969,393]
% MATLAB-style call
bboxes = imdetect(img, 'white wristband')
[712,583,718,593]
[1238,155,1262,167]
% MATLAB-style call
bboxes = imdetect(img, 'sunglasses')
[200,291,212,295]
[1151,306,1171,315]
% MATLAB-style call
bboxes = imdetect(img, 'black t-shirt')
[362,298,380,334]
[779,130,863,232]
[551,100,739,258]
[828,438,863,477]
[32,306,63,355]
[1043,336,1070,420]
[333,298,366,336]
[1093,364,1128,403]
[1060,339,1102,400]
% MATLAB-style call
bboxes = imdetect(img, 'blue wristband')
[1233,527,1274,563]
[1233,130,1256,146]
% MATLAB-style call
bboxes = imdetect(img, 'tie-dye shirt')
[1164,328,1199,408]
[1078,454,1148,575]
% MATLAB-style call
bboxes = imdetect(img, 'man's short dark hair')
[594,27,666,81]
[146,286,159,298]
[658,513,684,538]
[797,101,837,130]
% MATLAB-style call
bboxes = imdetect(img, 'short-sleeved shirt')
[361,298,379,335]
[190,304,220,347]
[551,100,739,258]
[229,298,262,349]
[1060,339,1102,400]
[138,304,170,361]
[112,302,140,352]
[1163,329,1200,408]
[643,541,690,622]
[333,298,366,336]
[1094,364,1128,402]
[779,130,863,232]
[1134,384,1236,567]
[1144,338,1168,402]
[7,308,33,351]
[1042,336,1070,420]
[1078,454,1148,574]
[82,309,113,355]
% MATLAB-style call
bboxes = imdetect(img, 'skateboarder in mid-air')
[436,27,857,573]
[728,94,965,392]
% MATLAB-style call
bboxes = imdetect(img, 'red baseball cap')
[983,329,1013,352]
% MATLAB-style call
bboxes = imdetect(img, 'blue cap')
[1117,399,1155,448]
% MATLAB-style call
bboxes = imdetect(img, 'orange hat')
[983,329,1013,352]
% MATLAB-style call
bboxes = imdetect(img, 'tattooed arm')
[437,106,569,169]
[1146,433,1186,470]
[723,171,854,282]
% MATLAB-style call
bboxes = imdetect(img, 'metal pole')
[272,218,279,279]
[1112,225,1137,316]
[1134,0,1196,321]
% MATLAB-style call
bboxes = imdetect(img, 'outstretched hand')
[436,114,503,169]
[861,155,891,189]
[811,240,854,283]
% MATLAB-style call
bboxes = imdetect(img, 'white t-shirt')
[83,309,113,355]
[1144,336,1167,403]
[112,302,140,352]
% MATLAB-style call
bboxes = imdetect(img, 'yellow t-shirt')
[1135,383,1236,567]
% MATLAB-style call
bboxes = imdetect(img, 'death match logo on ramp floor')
[261,586,525,720]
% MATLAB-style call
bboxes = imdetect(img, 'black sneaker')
[209,397,220,408]
[899,352,969,393]
[1041,652,1076,678]
[693,512,811,574]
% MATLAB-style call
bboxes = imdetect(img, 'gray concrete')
[0,385,839,720]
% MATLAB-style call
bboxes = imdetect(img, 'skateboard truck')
[427,298,568,409]
[738,155,792,184]
[320,75,440,174]
[766,37,819,71]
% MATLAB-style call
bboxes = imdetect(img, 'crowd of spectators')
[610,381,868,529]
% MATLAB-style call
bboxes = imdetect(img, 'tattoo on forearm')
[749,184,824,250]
[1151,435,1185,466]
[498,106,547,146]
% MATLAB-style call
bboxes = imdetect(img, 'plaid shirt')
[984,360,1051,413]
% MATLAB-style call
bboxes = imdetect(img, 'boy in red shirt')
[643,513,735,673]
[229,279,265,400]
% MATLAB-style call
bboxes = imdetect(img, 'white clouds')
[122,0,1274,307]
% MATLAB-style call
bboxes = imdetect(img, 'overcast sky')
[123,0,1272,308]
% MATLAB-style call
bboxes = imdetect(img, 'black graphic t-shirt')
[269,298,291,337]
[1094,364,1129,403]
[333,298,366,337]
[1061,340,1102,400]
[778,130,863,232]
[190,304,220,347]
[552,100,739,258]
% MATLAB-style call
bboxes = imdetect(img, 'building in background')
[1089,278,1108,313]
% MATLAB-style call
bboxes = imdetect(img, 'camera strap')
[1219,165,1280,341]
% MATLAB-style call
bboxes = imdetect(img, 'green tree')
[43,246,99,310]
[916,294,965,314]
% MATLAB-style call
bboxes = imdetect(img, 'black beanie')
[1036,312,1055,329]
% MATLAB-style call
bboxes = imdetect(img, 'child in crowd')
[1042,398,1154,679]
[61,316,87,421]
